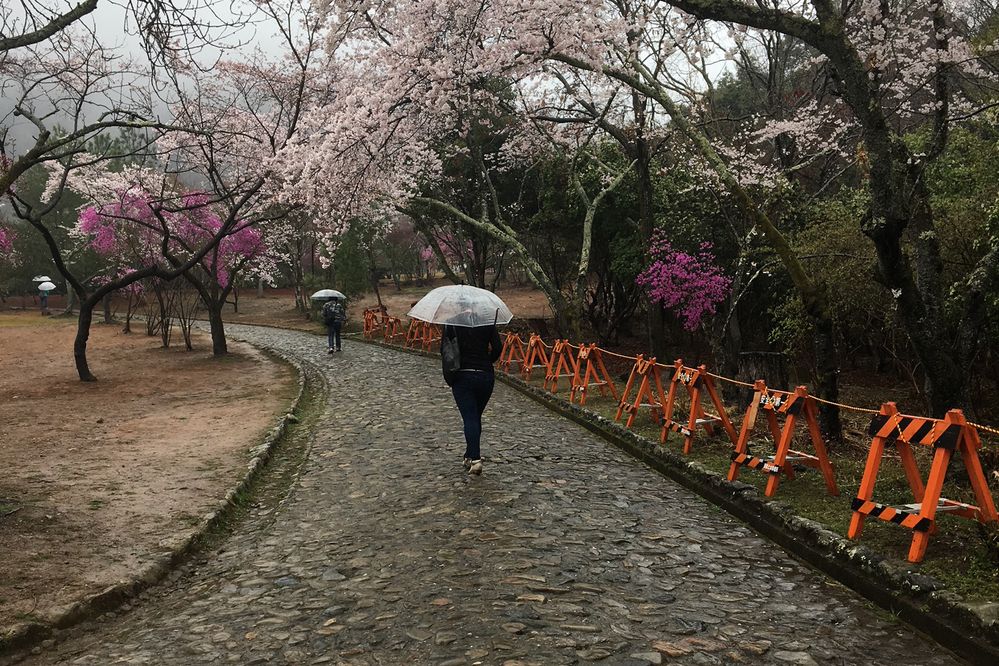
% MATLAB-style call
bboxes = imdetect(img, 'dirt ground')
[0,312,295,631]
[221,280,552,330]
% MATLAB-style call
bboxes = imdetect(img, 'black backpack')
[322,301,337,325]
[441,326,461,386]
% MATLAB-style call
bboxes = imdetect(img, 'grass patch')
[0,314,69,329]
[12,612,42,623]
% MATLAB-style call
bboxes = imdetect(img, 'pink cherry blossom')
[0,226,15,256]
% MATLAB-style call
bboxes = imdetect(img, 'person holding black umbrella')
[322,297,347,353]
[312,289,347,354]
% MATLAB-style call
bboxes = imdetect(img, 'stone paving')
[20,325,964,665]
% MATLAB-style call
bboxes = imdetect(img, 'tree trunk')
[155,283,172,348]
[102,293,112,324]
[74,297,98,381]
[208,303,228,356]
[61,287,76,316]
[257,277,264,298]
[368,249,383,308]
[635,132,668,361]
[737,351,789,397]
[814,315,843,442]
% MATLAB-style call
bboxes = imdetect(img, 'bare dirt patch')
[0,313,295,629]
[220,282,552,333]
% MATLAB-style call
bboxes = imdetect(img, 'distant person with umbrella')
[312,289,347,353]
[36,279,56,315]
[409,285,512,475]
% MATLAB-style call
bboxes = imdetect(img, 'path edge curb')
[0,346,308,658]
[356,334,998,665]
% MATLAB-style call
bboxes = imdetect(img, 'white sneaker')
[468,460,483,475]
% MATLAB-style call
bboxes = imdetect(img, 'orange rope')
[498,330,999,437]
[971,421,999,439]
[598,347,641,362]
[705,371,756,389]
[810,395,880,415]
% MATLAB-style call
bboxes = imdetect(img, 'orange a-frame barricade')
[570,344,617,405]
[544,340,579,393]
[405,319,423,348]
[421,322,442,352]
[362,308,381,339]
[498,332,526,373]
[520,334,550,381]
[848,403,998,563]
[660,361,738,454]
[383,316,404,342]
[728,382,838,498]
[615,355,667,428]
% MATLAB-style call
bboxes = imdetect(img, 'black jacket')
[443,325,502,372]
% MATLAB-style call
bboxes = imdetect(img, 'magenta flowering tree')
[77,183,276,355]
[171,192,274,355]
[636,234,732,332]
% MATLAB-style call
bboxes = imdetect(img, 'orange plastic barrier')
[615,355,667,428]
[421,322,441,352]
[405,319,423,348]
[544,340,579,393]
[383,316,404,342]
[728,382,838,498]
[848,403,998,563]
[570,344,617,405]
[498,332,526,373]
[521,334,550,381]
[660,360,738,454]
[362,308,382,339]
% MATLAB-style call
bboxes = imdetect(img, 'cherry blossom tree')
[657,0,999,414]
[0,223,20,300]
[6,0,346,377]
[0,225,15,256]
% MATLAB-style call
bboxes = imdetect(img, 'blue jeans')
[327,323,342,350]
[450,371,495,460]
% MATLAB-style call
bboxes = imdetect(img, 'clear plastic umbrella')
[32,275,52,282]
[407,285,513,327]
[37,281,57,291]
[311,289,346,300]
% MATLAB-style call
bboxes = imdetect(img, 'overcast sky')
[1,0,287,153]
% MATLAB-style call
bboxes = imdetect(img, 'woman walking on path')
[443,324,502,475]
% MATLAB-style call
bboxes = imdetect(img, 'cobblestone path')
[22,326,963,665]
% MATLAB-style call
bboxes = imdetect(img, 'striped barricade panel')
[850,498,933,533]
[660,360,738,454]
[727,383,838,498]
[614,355,666,429]
[848,404,998,563]
[731,452,781,475]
